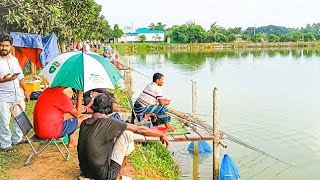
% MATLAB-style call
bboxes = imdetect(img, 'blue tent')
[10,32,60,68]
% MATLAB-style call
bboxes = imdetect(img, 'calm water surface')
[123,49,320,180]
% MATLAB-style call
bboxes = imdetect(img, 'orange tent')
[11,46,42,69]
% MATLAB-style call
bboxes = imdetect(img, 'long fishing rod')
[117,60,151,78]
[167,108,293,167]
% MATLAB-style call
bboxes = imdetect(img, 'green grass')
[0,101,36,179]
[111,85,131,109]
[129,142,180,180]
[0,151,20,180]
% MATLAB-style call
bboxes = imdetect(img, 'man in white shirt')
[0,33,30,152]
[133,73,173,130]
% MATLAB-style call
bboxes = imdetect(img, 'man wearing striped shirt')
[133,73,173,130]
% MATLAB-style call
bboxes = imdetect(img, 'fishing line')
[247,161,278,180]
[267,166,292,180]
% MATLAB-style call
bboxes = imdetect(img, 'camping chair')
[10,104,70,165]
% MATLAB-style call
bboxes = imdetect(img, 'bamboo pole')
[213,87,220,180]
[193,140,199,180]
[192,81,197,117]
[124,59,132,97]
[192,81,199,180]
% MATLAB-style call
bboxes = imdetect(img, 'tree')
[245,25,290,36]
[241,33,251,41]
[291,31,303,42]
[155,22,166,31]
[252,34,267,42]
[268,34,280,42]
[149,23,155,31]
[112,24,124,41]
[279,34,291,42]
[137,35,146,42]
[303,32,315,42]
[228,27,242,35]
[0,0,113,43]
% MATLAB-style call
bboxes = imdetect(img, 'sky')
[95,0,320,30]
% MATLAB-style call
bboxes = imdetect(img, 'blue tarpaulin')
[10,32,60,68]
[41,33,60,66]
[220,154,241,180]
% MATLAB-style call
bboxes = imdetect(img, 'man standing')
[0,33,30,152]
[133,73,173,130]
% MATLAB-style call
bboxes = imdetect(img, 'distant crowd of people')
[67,38,121,69]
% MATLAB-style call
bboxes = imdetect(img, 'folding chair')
[10,104,70,165]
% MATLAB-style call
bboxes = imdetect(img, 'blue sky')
[95,0,320,30]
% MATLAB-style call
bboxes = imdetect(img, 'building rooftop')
[125,28,164,35]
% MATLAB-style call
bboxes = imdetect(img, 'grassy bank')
[113,42,320,54]
[129,143,180,180]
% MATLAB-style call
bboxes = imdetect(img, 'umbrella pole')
[76,90,83,112]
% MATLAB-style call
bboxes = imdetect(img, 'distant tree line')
[1,0,319,44]
[0,0,123,43]
[164,22,320,43]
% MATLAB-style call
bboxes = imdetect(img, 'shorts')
[59,118,78,138]
[111,130,135,165]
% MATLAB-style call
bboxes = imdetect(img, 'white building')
[118,28,165,43]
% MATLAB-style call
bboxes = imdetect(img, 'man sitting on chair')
[133,73,173,130]
[33,87,89,147]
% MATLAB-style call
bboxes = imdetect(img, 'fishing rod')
[116,60,151,78]
[167,108,293,167]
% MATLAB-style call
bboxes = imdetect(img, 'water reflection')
[129,49,320,71]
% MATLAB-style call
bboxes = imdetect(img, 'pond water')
[123,49,320,180]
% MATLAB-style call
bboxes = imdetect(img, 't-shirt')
[33,87,74,139]
[0,54,24,102]
[78,117,127,180]
[136,82,163,107]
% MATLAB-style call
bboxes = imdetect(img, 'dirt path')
[9,144,135,180]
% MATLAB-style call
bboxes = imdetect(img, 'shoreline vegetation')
[113,42,320,54]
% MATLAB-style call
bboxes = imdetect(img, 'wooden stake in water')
[192,81,197,117]
[213,87,220,180]
[192,81,199,179]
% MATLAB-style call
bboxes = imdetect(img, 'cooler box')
[26,82,41,93]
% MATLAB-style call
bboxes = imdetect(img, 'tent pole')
[30,62,36,75]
